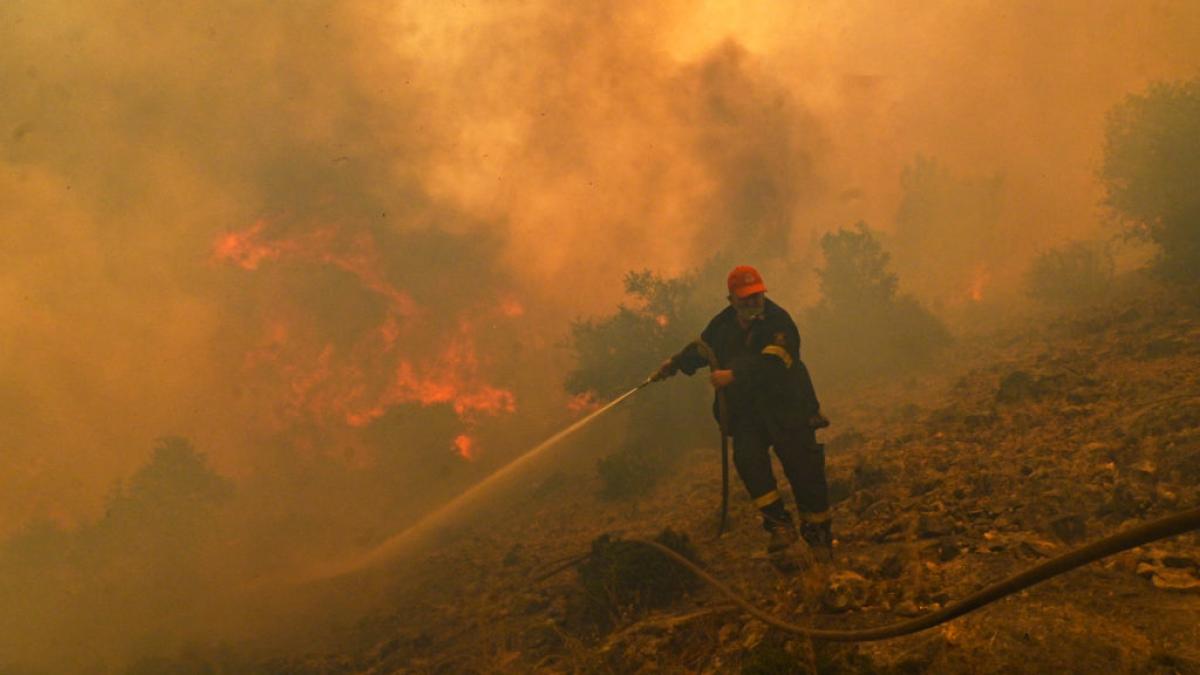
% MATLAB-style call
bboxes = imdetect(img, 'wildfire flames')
[968,264,991,302]
[214,220,516,460]
[452,434,475,460]
[566,390,601,414]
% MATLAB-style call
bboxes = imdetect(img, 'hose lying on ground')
[622,505,1200,642]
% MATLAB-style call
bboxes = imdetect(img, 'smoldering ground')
[2,1,1199,672]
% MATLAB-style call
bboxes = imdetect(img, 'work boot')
[800,521,833,563]
[767,523,799,555]
[808,412,831,429]
[766,522,800,571]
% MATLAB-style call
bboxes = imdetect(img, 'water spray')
[291,377,658,583]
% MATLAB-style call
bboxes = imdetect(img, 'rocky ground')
[274,281,1200,674]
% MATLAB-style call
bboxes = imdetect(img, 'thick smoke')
[2,0,1199,671]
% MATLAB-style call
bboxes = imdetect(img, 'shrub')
[1024,241,1114,305]
[1102,77,1200,280]
[575,529,700,629]
[567,269,714,498]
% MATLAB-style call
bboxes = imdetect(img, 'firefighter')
[653,265,832,562]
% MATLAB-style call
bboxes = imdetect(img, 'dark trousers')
[733,423,829,531]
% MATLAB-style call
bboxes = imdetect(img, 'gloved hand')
[709,369,735,389]
[650,358,678,382]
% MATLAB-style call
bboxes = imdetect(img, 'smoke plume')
[2,0,1198,671]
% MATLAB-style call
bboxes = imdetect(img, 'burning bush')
[803,222,950,381]
[1024,241,1114,305]
[1102,77,1200,281]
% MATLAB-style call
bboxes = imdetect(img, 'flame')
[214,219,517,458]
[452,434,475,460]
[967,264,990,302]
[213,219,278,270]
[498,297,525,317]
[567,390,600,414]
[214,220,417,315]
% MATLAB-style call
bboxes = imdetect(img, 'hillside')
[272,281,1200,674]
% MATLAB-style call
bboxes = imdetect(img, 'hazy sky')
[2,0,1198,536]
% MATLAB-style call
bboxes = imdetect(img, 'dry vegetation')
[243,277,1200,674]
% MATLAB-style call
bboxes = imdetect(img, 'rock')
[877,554,904,580]
[872,520,909,543]
[827,475,853,505]
[893,599,921,617]
[822,571,871,613]
[1067,390,1102,405]
[853,460,888,490]
[1141,339,1184,359]
[963,411,997,429]
[1131,460,1157,479]
[1116,307,1142,323]
[1161,554,1198,569]
[1155,485,1180,506]
[1049,514,1087,544]
[1136,561,1157,579]
[937,540,963,562]
[828,429,867,452]
[741,620,768,649]
[520,591,550,614]
[917,514,954,539]
[1082,441,1114,455]
[1017,536,1059,558]
[996,371,1040,403]
[502,543,523,566]
[1139,548,1197,570]
[1149,568,1200,592]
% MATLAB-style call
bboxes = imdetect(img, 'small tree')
[1102,77,1200,280]
[804,223,949,380]
[816,221,899,310]
[104,436,233,534]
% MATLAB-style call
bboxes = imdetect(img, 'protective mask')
[736,304,764,322]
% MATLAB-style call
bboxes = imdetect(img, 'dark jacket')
[671,298,819,434]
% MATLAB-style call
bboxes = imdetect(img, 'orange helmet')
[727,265,767,298]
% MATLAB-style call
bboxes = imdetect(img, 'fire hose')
[542,371,1200,642]
[630,506,1200,641]
[540,507,1200,642]
[524,356,1200,643]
